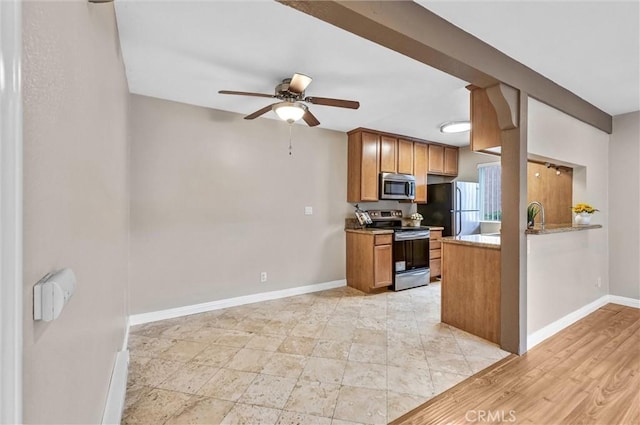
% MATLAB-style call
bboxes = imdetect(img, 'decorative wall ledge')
[526,224,602,235]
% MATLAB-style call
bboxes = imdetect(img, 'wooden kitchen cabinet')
[428,145,444,174]
[373,244,393,288]
[348,128,458,202]
[413,142,428,204]
[429,229,442,281]
[397,139,414,174]
[441,240,501,344]
[428,145,458,176]
[346,231,393,293]
[379,136,413,175]
[379,136,397,173]
[347,131,380,202]
[470,86,502,152]
[444,147,458,175]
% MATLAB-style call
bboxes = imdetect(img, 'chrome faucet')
[527,201,545,229]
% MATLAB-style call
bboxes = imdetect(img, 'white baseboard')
[101,349,129,425]
[527,294,640,350]
[608,294,640,308]
[129,279,347,326]
[122,317,130,352]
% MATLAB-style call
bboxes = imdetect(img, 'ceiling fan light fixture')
[440,121,471,133]
[273,102,306,123]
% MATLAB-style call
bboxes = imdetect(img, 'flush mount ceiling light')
[440,121,471,134]
[273,102,306,123]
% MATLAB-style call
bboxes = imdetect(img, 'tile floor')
[123,283,510,424]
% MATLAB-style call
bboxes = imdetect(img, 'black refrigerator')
[417,182,481,237]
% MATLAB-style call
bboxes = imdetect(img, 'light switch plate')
[304,206,313,215]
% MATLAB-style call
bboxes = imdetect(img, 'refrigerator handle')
[456,187,462,236]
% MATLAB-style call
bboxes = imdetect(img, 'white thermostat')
[33,268,76,321]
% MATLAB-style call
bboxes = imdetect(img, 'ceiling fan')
[218,73,360,127]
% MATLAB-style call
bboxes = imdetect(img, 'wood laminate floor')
[392,304,640,425]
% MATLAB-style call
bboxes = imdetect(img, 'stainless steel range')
[367,210,431,291]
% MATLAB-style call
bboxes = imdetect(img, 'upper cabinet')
[470,87,502,152]
[428,145,444,174]
[444,147,459,176]
[347,128,458,203]
[413,143,428,204]
[397,139,414,175]
[428,145,458,176]
[347,131,380,203]
[379,137,413,175]
[379,136,397,173]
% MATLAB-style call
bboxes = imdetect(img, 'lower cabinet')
[373,244,393,288]
[429,229,443,281]
[346,232,393,293]
[441,241,501,344]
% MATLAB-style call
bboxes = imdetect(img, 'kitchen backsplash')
[349,200,416,217]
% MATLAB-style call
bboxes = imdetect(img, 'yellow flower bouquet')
[572,203,598,225]
[571,203,599,214]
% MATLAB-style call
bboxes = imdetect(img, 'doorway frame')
[0,0,23,423]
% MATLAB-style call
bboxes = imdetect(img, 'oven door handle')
[394,231,430,241]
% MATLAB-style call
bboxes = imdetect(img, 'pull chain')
[288,123,293,155]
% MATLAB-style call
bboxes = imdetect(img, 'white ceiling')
[115,1,639,147]
[419,0,640,117]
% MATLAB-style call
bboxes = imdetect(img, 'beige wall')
[129,95,352,314]
[526,98,610,337]
[609,111,640,299]
[454,146,499,182]
[22,2,129,423]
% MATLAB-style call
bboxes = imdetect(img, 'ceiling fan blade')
[219,90,275,99]
[288,73,313,94]
[302,110,320,127]
[244,103,280,120]
[305,96,360,109]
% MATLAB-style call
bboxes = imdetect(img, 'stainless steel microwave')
[379,173,416,200]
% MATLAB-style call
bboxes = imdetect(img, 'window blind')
[478,162,502,221]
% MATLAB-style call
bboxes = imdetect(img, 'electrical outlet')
[304,206,313,215]
[596,277,602,288]
[260,272,267,283]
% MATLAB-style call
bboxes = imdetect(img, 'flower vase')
[410,219,421,227]
[575,212,592,225]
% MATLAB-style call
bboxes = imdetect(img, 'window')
[478,162,501,221]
